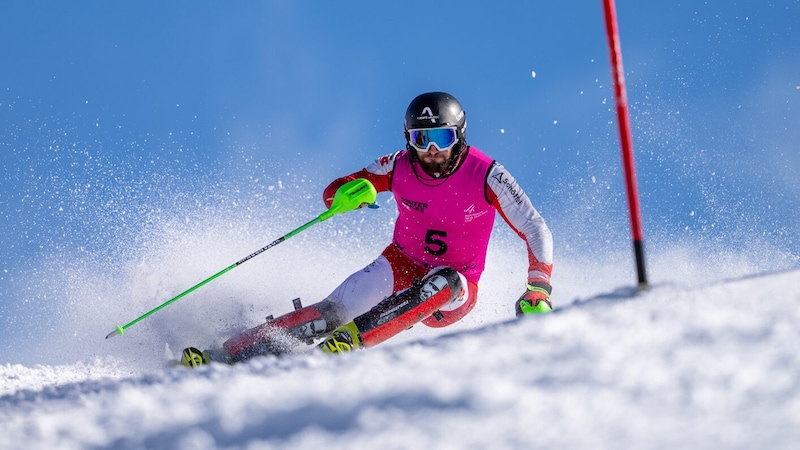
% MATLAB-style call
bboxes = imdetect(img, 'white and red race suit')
[321,146,553,327]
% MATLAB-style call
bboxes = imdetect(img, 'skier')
[182,91,554,367]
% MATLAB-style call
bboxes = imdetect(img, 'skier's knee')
[419,267,475,328]
[421,266,464,307]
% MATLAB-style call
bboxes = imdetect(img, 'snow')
[3,2,799,448]
[2,234,799,449]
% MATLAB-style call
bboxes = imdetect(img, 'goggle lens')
[408,127,457,151]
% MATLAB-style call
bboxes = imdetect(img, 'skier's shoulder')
[366,150,406,175]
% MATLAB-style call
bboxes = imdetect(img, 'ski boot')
[319,322,362,354]
[179,347,207,368]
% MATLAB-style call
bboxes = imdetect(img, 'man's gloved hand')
[515,281,553,317]
[324,196,377,210]
[324,185,378,210]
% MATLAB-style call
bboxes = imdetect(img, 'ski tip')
[105,326,124,339]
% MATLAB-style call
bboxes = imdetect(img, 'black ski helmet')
[404,92,467,159]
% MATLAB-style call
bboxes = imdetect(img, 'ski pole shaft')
[105,178,377,339]
[104,219,317,340]
[105,262,238,339]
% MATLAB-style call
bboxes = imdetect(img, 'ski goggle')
[407,127,458,152]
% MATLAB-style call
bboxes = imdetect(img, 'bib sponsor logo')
[464,203,488,222]
[400,197,429,213]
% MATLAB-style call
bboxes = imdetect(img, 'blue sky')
[1,2,799,336]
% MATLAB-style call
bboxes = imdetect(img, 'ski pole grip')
[319,178,377,221]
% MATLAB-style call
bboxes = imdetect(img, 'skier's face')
[416,145,452,176]
[407,126,458,176]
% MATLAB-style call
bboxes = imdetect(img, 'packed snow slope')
[1,214,799,449]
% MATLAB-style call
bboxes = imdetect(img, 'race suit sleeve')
[323,152,399,208]
[485,162,554,284]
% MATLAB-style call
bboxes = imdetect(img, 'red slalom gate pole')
[602,0,649,290]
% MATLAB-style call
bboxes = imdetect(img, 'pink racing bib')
[391,147,495,282]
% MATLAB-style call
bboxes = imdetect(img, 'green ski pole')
[105,178,377,339]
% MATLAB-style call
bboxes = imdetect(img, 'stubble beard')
[417,150,452,177]
[419,159,450,176]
